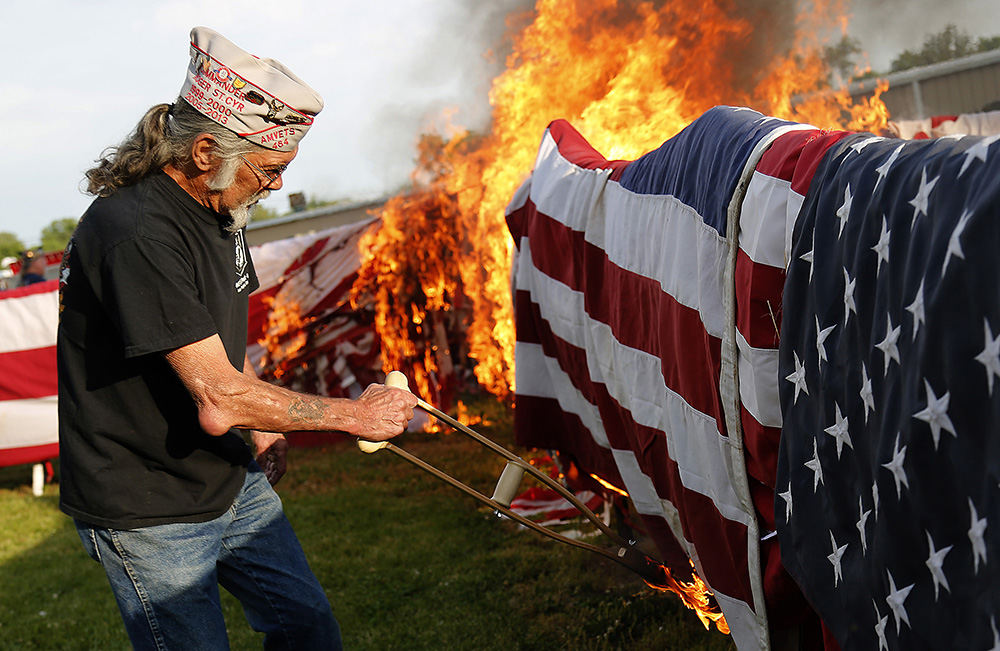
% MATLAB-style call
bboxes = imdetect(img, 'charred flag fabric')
[777,132,1000,648]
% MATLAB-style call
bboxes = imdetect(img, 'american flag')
[776,129,1000,648]
[505,107,852,648]
[0,280,60,467]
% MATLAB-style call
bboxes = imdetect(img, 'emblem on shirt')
[234,230,248,275]
[234,229,250,293]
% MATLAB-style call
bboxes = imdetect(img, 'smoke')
[361,0,534,194]
[847,0,1000,72]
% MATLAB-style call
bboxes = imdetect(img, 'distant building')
[849,48,1000,120]
[246,198,385,247]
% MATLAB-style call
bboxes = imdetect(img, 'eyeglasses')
[239,155,288,188]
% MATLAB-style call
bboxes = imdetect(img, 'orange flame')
[646,561,731,634]
[257,294,310,380]
[589,473,630,499]
[349,0,889,633]
[352,0,888,407]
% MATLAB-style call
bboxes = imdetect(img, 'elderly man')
[57,27,415,650]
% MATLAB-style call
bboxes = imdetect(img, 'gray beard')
[224,189,270,233]
[226,205,251,233]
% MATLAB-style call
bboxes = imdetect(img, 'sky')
[2,0,1000,246]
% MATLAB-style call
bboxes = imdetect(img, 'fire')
[589,473,630,499]
[257,294,310,380]
[646,561,731,634]
[347,0,890,635]
[353,0,889,407]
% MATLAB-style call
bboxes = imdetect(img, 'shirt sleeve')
[101,237,219,358]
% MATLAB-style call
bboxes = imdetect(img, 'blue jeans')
[74,464,341,650]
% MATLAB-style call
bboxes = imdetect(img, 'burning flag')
[354,0,887,409]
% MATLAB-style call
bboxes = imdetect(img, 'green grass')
[0,400,733,650]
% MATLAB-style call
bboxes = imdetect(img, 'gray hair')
[85,99,259,197]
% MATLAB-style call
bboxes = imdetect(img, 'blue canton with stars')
[776,131,1000,650]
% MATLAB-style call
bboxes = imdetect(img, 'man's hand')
[354,384,418,442]
[252,430,288,486]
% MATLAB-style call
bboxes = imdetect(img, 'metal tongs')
[357,371,667,585]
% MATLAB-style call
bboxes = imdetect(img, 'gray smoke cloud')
[847,0,1000,72]
[360,0,534,194]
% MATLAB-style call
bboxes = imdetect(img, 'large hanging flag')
[507,104,1000,650]
[506,106,849,649]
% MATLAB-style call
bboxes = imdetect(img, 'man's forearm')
[167,334,414,441]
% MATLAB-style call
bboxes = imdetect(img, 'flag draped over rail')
[506,107,837,649]
[506,106,1000,649]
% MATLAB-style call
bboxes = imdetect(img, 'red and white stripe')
[506,118,850,649]
[0,280,60,466]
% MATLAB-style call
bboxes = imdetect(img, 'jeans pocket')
[74,520,103,564]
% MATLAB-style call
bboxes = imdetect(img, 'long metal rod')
[414,397,624,544]
[379,440,662,581]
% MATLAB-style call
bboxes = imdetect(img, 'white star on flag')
[779,484,793,521]
[913,379,956,450]
[827,531,848,587]
[874,600,890,651]
[785,351,809,404]
[969,498,989,574]
[816,317,836,366]
[882,433,909,499]
[875,315,901,375]
[837,185,853,236]
[824,402,852,458]
[907,167,939,228]
[857,496,871,554]
[801,239,815,282]
[874,144,904,192]
[805,438,824,492]
[850,136,884,154]
[924,530,953,601]
[872,481,880,520]
[942,209,973,276]
[886,570,914,634]
[843,267,857,325]
[859,363,875,424]
[959,134,1000,176]
[975,318,1000,395]
[872,216,891,277]
[905,280,925,340]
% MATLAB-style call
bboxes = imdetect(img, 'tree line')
[825,24,1000,85]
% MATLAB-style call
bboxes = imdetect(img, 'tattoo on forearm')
[288,397,326,423]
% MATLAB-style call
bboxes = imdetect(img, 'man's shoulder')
[78,174,196,250]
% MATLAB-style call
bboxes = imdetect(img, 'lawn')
[0,399,734,650]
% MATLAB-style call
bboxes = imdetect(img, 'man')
[18,249,47,286]
[57,27,416,650]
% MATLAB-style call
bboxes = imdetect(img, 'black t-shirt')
[58,171,260,529]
